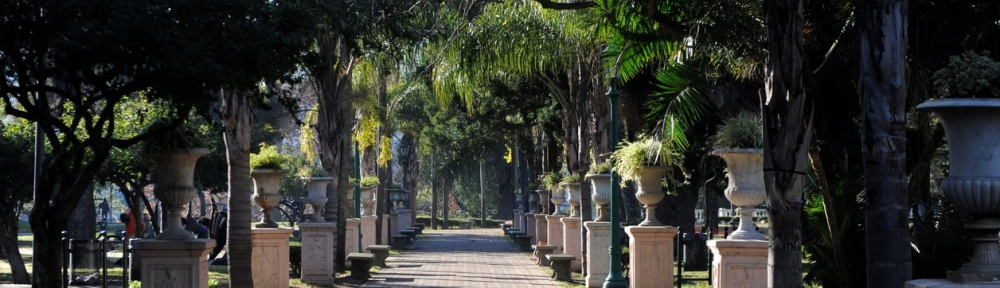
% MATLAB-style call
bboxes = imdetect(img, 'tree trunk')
[69,185,96,239]
[375,73,389,245]
[431,152,438,229]
[443,180,450,229]
[0,201,29,283]
[221,89,254,287]
[763,0,813,287]
[857,0,911,286]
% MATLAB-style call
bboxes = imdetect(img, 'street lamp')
[604,81,627,287]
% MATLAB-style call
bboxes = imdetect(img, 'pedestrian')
[122,209,145,239]
[182,218,209,239]
[208,208,228,262]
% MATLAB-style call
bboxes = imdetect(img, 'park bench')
[400,229,417,243]
[507,229,525,241]
[412,223,425,234]
[406,226,422,236]
[533,245,558,266]
[347,253,375,281]
[546,254,577,281]
[365,245,391,267]
[391,235,409,249]
[459,220,474,229]
[515,234,534,251]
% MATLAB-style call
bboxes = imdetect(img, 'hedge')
[415,216,506,229]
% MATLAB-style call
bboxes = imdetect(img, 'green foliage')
[932,51,1000,98]
[359,176,380,188]
[250,143,289,170]
[129,281,142,288]
[561,173,581,184]
[540,173,562,190]
[297,163,330,178]
[588,162,611,175]
[208,279,221,288]
[911,194,974,279]
[712,112,763,149]
[610,137,672,181]
[142,118,203,154]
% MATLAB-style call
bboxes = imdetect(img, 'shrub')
[539,173,561,190]
[610,137,672,181]
[359,176,379,188]
[250,143,289,170]
[289,240,302,276]
[932,51,1000,98]
[142,118,202,154]
[297,163,329,178]
[588,162,611,175]
[713,112,763,149]
[561,173,581,184]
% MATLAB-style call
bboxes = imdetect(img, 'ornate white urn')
[528,190,540,214]
[565,183,582,217]
[251,169,287,228]
[920,99,1000,281]
[713,148,766,240]
[152,148,209,240]
[550,186,566,215]
[360,186,376,216]
[587,173,612,222]
[304,177,332,222]
[635,166,667,226]
[537,190,550,215]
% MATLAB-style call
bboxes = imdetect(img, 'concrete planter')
[304,177,333,222]
[586,173,611,222]
[360,186,376,216]
[919,98,1000,282]
[565,183,582,217]
[550,187,566,215]
[529,190,540,213]
[537,190,550,215]
[635,166,666,226]
[713,148,766,240]
[151,148,209,240]
[251,169,287,228]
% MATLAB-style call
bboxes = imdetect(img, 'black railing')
[61,229,129,288]
[675,227,731,288]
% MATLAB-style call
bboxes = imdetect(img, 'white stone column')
[535,214,548,244]
[251,227,293,288]
[360,216,377,251]
[546,215,566,253]
[708,239,767,288]
[626,226,679,288]
[562,217,583,271]
[525,213,537,239]
[380,216,390,244]
[299,223,335,286]
[396,209,412,231]
[133,239,215,288]
[345,218,361,266]
[584,221,611,288]
[389,212,399,239]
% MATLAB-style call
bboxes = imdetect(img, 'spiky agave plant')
[610,137,673,182]
[712,112,763,149]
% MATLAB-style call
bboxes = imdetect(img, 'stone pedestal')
[389,212,399,241]
[251,227,293,288]
[513,209,523,230]
[546,215,566,253]
[584,221,611,288]
[708,239,767,288]
[360,216,377,253]
[298,223,335,286]
[525,213,537,239]
[626,226,679,288]
[907,279,1000,288]
[345,218,361,265]
[396,209,412,232]
[381,216,390,244]
[535,214,548,244]
[562,217,582,271]
[132,239,215,288]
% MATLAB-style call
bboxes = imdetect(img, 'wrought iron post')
[604,83,627,287]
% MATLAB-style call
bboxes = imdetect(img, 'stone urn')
[152,148,209,240]
[635,166,667,226]
[528,190,540,214]
[713,148,766,240]
[251,169,287,228]
[304,177,332,222]
[587,173,612,222]
[537,189,550,215]
[919,99,1000,281]
[346,186,356,217]
[565,183,582,217]
[550,186,566,215]
[360,186,376,216]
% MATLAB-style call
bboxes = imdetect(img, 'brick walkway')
[363,228,560,288]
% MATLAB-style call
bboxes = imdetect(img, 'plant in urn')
[918,52,1000,282]
[586,162,612,222]
[712,113,765,240]
[537,189,550,215]
[250,144,289,228]
[528,184,540,214]
[612,137,672,226]
[540,173,562,215]
[300,164,332,222]
[358,177,379,217]
[144,121,208,240]
[562,175,582,217]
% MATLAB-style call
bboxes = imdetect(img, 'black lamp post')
[604,82,627,287]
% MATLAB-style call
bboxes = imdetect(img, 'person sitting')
[122,210,145,239]
[181,218,209,239]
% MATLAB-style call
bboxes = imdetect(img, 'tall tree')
[762,0,813,287]
[856,0,911,286]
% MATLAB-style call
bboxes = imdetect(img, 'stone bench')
[413,223,426,233]
[546,254,577,281]
[459,221,474,229]
[533,245,558,266]
[507,229,525,241]
[391,235,409,249]
[400,229,417,242]
[365,245,391,267]
[406,226,422,235]
[347,253,375,281]
[515,235,534,251]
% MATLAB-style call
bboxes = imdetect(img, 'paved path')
[363,229,560,288]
